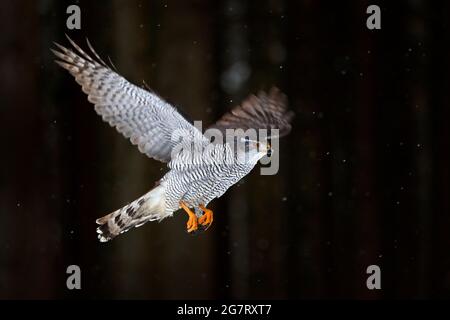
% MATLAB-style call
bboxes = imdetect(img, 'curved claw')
[198,204,213,230]
[180,201,198,233]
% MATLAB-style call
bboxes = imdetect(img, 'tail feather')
[96,184,166,242]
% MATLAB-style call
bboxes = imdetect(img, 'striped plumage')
[53,36,294,242]
[164,142,257,212]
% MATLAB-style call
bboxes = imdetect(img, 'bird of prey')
[52,36,294,242]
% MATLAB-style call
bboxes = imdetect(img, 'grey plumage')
[52,36,204,163]
[53,36,293,242]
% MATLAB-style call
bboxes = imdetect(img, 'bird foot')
[186,214,198,233]
[180,201,198,233]
[179,202,213,234]
[198,204,214,230]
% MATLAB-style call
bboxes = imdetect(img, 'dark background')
[1,0,449,299]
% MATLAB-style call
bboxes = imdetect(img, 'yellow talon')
[180,201,198,233]
[198,204,214,229]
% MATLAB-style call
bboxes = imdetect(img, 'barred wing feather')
[52,36,205,163]
[207,87,294,139]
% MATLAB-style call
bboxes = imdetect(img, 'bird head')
[236,137,272,164]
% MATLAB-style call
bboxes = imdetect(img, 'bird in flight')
[52,36,294,242]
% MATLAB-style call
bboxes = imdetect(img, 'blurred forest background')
[1,0,450,299]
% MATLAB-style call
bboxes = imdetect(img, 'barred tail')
[96,184,167,242]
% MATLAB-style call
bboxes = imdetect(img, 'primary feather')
[53,35,204,163]
[52,37,294,242]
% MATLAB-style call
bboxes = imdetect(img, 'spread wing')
[207,87,294,139]
[52,36,205,163]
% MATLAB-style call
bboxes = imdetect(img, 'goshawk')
[52,37,294,242]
